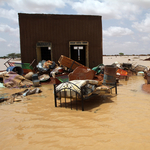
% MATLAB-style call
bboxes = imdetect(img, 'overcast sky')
[0,0,150,56]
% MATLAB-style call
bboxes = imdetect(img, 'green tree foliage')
[15,53,21,58]
[7,53,16,59]
[119,53,124,56]
[6,53,21,59]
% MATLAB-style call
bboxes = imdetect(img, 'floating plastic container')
[32,74,38,80]
[116,69,127,76]
[6,66,23,75]
[32,74,40,87]
[137,71,144,76]
[103,65,116,84]
[33,80,40,87]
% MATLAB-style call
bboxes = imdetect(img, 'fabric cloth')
[3,71,33,88]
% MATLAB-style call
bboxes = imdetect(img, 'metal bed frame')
[54,81,117,111]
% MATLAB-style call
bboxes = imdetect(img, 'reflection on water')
[0,76,150,150]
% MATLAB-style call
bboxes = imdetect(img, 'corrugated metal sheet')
[19,13,102,68]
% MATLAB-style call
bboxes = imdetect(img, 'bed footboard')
[53,81,117,111]
[54,82,85,111]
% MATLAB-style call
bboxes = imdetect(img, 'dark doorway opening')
[70,45,86,65]
[41,47,51,61]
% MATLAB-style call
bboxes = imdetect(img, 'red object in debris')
[68,66,96,81]
[94,74,104,81]
[116,69,128,76]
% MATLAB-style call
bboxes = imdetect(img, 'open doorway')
[69,41,89,67]
[70,45,86,65]
[36,42,52,63]
[41,47,51,61]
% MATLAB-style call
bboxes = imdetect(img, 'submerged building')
[18,13,102,68]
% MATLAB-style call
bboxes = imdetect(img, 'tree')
[15,53,21,58]
[3,56,7,59]
[7,53,16,59]
[6,53,21,59]
[119,53,124,56]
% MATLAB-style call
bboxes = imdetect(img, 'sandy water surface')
[0,56,150,150]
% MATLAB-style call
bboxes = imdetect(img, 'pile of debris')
[1,55,150,88]
[0,55,149,88]
[1,55,150,104]
[111,61,149,79]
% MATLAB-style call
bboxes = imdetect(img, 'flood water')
[0,57,150,149]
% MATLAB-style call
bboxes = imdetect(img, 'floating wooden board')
[58,55,84,71]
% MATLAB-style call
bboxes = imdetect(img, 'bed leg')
[54,84,57,107]
[65,90,67,108]
[76,93,78,110]
[70,89,72,110]
[81,87,84,111]
[115,82,117,94]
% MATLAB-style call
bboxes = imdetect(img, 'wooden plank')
[58,55,84,70]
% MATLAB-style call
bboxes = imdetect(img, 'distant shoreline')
[0,56,150,71]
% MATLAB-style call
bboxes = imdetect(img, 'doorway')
[36,42,52,63]
[69,41,89,67]
[70,45,86,65]
[41,47,51,61]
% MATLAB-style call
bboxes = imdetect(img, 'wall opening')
[69,41,89,67]
[36,42,52,63]
[70,45,86,65]
[41,47,51,61]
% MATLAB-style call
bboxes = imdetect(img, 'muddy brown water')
[0,75,150,150]
[1,56,150,150]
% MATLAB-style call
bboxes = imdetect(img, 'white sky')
[0,0,150,56]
